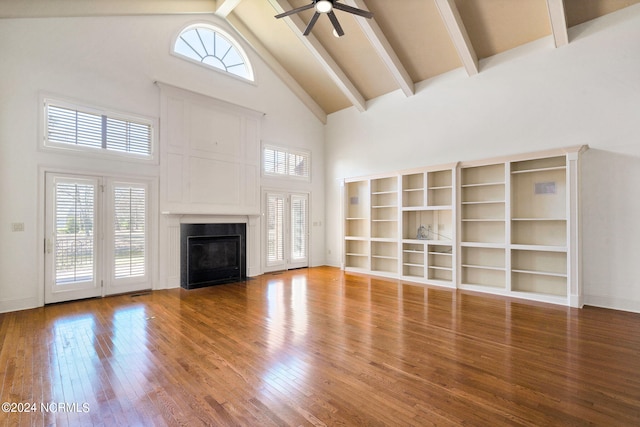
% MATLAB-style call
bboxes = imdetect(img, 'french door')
[264,191,309,272]
[45,173,150,304]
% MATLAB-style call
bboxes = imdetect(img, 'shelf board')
[462,218,505,222]
[428,186,452,190]
[462,264,505,271]
[371,190,398,195]
[461,242,506,248]
[345,236,368,241]
[372,205,397,209]
[511,166,566,174]
[461,181,505,188]
[345,253,368,257]
[372,255,398,260]
[371,238,397,243]
[510,244,567,252]
[428,266,452,271]
[460,283,507,292]
[403,188,424,192]
[403,239,453,245]
[461,200,505,205]
[371,219,397,222]
[403,250,424,254]
[512,269,567,278]
[402,205,452,211]
[346,217,368,220]
[511,217,566,221]
[428,251,452,256]
[403,263,424,268]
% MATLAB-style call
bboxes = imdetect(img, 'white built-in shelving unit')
[400,165,457,287]
[344,163,458,287]
[371,176,399,276]
[344,180,370,271]
[508,155,572,303]
[459,162,508,291]
[343,146,586,307]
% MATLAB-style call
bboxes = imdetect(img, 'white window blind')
[291,195,307,261]
[106,117,152,155]
[45,101,152,157]
[264,147,287,175]
[288,151,309,178]
[113,185,146,279]
[54,182,95,284]
[263,145,310,179]
[266,193,285,264]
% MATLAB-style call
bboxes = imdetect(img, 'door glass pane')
[291,195,307,261]
[114,185,146,278]
[266,194,285,263]
[55,182,95,284]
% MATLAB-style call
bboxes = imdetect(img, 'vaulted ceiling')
[2,0,639,122]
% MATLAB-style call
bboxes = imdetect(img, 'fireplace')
[180,223,246,289]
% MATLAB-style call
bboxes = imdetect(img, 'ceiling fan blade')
[327,11,344,37]
[333,2,373,19]
[303,12,321,36]
[275,3,315,19]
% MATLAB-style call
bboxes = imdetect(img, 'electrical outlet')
[11,222,24,232]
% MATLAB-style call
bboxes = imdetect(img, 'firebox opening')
[180,223,246,289]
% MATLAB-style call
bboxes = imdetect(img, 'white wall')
[0,14,325,312]
[325,5,640,312]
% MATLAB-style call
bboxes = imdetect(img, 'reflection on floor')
[1,266,639,425]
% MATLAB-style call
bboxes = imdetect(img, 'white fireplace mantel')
[158,213,262,290]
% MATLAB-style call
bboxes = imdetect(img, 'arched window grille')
[174,24,254,81]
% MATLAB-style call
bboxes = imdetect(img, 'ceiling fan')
[275,0,374,37]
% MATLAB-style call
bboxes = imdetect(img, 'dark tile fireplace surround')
[180,223,247,289]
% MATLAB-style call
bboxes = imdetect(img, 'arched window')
[173,24,254,81]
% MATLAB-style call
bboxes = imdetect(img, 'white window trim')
[171,22,256,84]
[262,143,311,182]
[39,95,158,164]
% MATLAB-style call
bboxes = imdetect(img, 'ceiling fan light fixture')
[315,0,333,14]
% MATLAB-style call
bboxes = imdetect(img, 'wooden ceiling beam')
[344,0,414,97]
[434,0,479,76]
[0,0,218,18]
[546,0,569,47]
[215,0,243,18]
[268,0,367,112]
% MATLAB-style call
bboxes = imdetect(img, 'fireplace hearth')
[180,223,246,289]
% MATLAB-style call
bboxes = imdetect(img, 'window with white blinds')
[113,184,147,279]
[291,195,308,261]
[44,100,153,158]
[266,193,285,264]
[263,145,310,180]
[54,181,96,285]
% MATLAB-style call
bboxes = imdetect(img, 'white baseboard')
[0,296,40,314]
[583,294,640,313]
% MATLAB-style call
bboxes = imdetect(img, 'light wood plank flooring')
[1,266,639,426]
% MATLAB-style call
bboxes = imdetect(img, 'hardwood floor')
[1,266,639,426]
